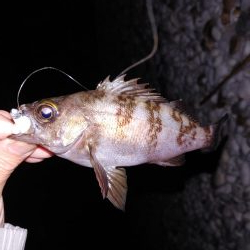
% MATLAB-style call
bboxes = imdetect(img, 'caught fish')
[10,75,227,210]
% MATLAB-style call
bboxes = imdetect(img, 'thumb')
[0,140,36,190]
[1,140,36,171]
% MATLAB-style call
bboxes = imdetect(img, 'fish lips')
[10,107,38,143]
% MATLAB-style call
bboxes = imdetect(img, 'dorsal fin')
[96,75,167,103]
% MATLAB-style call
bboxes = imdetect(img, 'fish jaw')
[9,107,41,144]
[10,108,33,135]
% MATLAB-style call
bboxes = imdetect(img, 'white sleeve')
[0,197,27,249]
[0,223,27,250]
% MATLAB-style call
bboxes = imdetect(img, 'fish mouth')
[9,108,38,144]
[10,108,33,135]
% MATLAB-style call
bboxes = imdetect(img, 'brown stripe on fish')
[171,109,183,123]
[203,125,213,146]
[83,89,106,104]
[203,125,211,135]
[192,130,197,140]
[145,101,162,148]
[114,95,136,138]
[176,116,198,146]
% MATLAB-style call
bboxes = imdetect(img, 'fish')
[10,75,227,210]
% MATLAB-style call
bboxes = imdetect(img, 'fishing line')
[17,66,88,109]
[17,0,157,108]
[117,0,158,76]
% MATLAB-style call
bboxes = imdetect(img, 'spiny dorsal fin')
[106,167,127,211]
[97,75,167,103]
[169,99,200,124]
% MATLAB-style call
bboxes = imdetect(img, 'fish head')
[10,95,89,154]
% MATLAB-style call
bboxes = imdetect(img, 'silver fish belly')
[10,75,227,210]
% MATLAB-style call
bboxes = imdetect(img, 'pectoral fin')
[88,145,108,198]
[88,145,127,210]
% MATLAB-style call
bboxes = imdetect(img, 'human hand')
[0,110,53,194]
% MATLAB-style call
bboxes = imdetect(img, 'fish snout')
[10,106,32,134]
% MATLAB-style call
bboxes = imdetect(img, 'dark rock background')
[96,0,250,249]
[0,0,249,249]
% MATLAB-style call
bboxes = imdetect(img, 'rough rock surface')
[96,0,250,249]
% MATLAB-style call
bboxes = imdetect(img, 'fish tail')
[203,114,229,151]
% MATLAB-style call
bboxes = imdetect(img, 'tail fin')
[203,114,229,152]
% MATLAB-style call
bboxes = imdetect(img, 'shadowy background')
[0,1,184,249]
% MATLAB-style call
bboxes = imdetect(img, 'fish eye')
[40,106,53,119]
[35,101,58,122]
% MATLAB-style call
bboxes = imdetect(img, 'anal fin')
[165,154,185,166]
[153,154,185,167]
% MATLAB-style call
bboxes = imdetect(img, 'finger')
[25,157,44,163]
[0,140,37,184]
[29,147,53,159]
[6,141,36,158]
[0,114,15,139]
[0,111,12,120]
